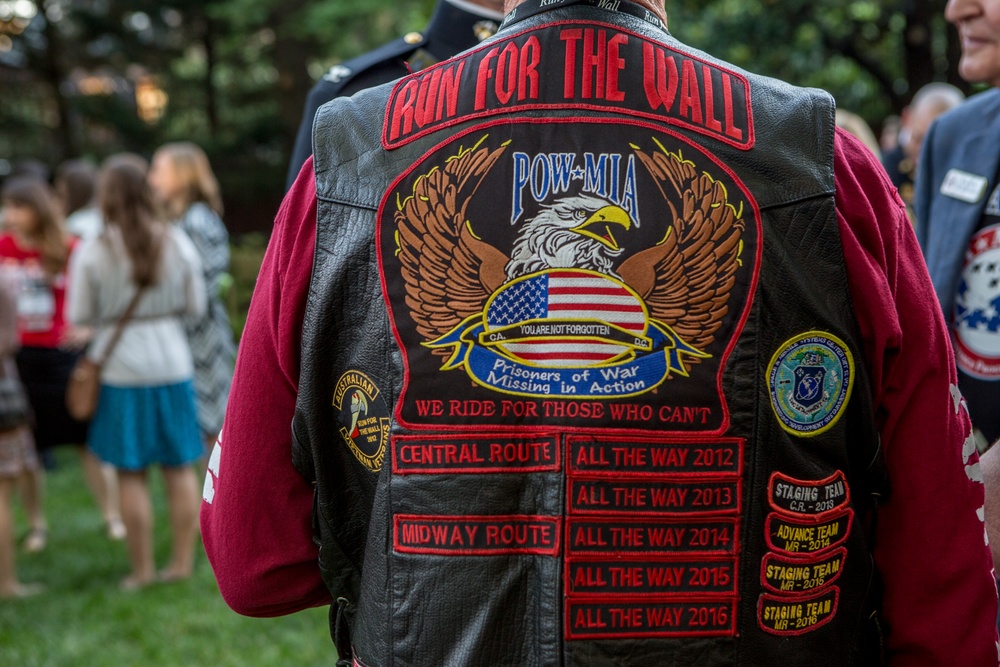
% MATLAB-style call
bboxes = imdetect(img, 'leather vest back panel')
[296,7,882,665]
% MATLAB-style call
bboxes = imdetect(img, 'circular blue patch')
[768,332,854,437]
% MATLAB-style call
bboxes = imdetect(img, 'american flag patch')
[484,270,649,367]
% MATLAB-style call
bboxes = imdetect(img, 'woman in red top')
[0,176,124,552]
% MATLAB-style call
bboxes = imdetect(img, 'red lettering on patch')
[392,434,560,474]
[566,557,737,596]
[568,436,742,476]
[568,479,740,516]
[394,514,560,556]
[567,518,738,556]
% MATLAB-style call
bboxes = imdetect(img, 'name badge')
[941,169,989,204]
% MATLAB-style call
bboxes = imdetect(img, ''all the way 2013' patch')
[768,332,854,437]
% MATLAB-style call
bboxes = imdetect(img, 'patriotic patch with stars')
[768,333,854,437]
[955,219,1000,380]
[376,118,761,433]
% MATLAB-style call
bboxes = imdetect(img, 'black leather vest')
[294,5,884,665]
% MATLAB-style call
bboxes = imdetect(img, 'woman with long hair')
[67,157,206,589]
[148,143,235,450]
[0,176,123,552]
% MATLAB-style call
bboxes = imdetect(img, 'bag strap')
[97,286,147,366]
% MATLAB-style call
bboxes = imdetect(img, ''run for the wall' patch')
[383,21,753,150]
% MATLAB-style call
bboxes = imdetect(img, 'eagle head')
[505,194,635,280]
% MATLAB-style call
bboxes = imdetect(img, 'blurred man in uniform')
[205,0,1000,664]
[286,0,505,189]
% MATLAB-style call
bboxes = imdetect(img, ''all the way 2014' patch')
[768,332,854,437]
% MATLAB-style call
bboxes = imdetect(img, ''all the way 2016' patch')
[768,332,854,437]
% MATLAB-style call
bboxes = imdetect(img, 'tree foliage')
[0,0,966,233]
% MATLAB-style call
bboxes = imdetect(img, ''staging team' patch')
[768,333,854,437]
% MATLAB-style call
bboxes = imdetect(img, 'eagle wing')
[395,139,508,345]
[619,147,745,352]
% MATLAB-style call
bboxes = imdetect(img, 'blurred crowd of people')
[0,143,235,596]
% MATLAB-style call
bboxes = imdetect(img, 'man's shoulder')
[934,88,1000,133]
[309,33,428,103]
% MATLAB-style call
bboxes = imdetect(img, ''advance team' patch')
[768,332,854,437]
[333,370,391,472]
[378,119,760,433]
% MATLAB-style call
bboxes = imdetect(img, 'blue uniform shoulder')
[318,33,428,97]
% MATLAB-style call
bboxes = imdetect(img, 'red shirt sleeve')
[835,128,999,665]
[200,159,331,616]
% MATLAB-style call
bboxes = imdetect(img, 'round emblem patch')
[768,332,854,437]
[333,371,390,472]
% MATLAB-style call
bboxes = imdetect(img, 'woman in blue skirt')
[66,156,206,590]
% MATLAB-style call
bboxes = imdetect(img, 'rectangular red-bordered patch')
[767,470,850,516]
[567,436,743,477]
[568,478,740,516]
[565,597,738,640]
[393,514,560,556]
[765,509,853,557]
[392,433,561,475]
[760,547,847,594]
[757,587,840,636]
[565,556,738,596]
[566,517,739,556]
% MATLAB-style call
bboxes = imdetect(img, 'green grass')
[0,449,334,667]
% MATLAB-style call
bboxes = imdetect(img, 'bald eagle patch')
[378,119,760,431]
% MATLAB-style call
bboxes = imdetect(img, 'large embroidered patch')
[378,119,760,432]
[768,332,854,437]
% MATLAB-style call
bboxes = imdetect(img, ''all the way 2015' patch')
[768,332,854,437]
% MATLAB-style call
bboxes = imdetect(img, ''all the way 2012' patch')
[768,332,854,437]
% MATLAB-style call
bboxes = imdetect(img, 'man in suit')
[915,0,1000,458]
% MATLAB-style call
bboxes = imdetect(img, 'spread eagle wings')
[394,136,746,359]
[618,144,746,353]
[394,137,509,347]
